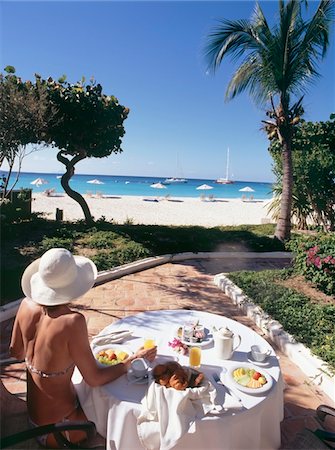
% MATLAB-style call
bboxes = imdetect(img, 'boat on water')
[215,147,234,184]
[163,177,188,184]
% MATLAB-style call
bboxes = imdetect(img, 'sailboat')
[163,154,188,184]
[215,147,234,184]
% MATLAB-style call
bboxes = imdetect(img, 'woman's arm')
[9,303,25,360]
[68,314,156,387]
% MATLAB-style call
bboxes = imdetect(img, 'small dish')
[127,369,150,385]
[176,327,213,347]
[247,352,270,366]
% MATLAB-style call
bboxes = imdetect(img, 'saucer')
[127,369,149,384]
[247,352,270,366]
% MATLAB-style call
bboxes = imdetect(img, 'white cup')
[251,345,271,362]
[130,358,148,378]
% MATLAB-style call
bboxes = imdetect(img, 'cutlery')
[128,374,149,385]
[93,330,131,339]
[212,372,243,404]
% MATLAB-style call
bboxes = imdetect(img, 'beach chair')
[200,194,207,202]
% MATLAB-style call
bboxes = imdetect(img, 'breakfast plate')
[227,364,273,395]
[175,326,213,347]
[93,344,133,367]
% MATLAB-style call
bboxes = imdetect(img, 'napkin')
[91,330,133,347]
[137,376,218,450]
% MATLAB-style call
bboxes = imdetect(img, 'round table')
[73,309,284,450]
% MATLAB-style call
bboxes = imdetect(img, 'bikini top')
[25,358,75,378]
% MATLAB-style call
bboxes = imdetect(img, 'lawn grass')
[1,217,283,304]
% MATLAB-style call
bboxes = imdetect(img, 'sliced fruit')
[252,372,262,380]
[258,376,267,385]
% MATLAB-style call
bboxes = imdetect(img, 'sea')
[3,171,274,200]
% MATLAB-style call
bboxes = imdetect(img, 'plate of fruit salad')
[94,344,133,367]
[228,364,273,394]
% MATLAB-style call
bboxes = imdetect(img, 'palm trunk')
[57,150,94,225]
[274,137,293,241]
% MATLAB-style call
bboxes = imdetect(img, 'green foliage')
[1,219,283,304]
[287,233,335,296]
[47,77,129,158]
[78,230,121,249]
[90,243,150,271]
[269,117,335,231]
[40,237,74,252]
[229,270,335,372]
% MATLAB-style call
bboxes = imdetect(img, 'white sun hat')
[21,248,98,306]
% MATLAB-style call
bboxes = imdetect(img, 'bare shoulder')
[17,297,42,319]
[64,310,87,329]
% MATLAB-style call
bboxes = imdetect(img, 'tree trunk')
[57,150,94,225]
[274,137,293,242]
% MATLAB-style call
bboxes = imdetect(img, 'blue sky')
[1,1,334,182]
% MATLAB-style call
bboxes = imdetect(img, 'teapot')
[213,326,241,360]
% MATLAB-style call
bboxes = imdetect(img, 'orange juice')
[189,346,201,368]
[143,338,155,349]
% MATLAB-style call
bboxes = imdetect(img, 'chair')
[287,405,335,449]
[1,421,98,449]
[0,379,103,449]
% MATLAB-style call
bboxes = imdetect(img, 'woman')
[10,248,157,448]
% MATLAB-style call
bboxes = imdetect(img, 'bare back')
[10,298,83,424]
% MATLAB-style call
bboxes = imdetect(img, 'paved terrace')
[1,257,334,449]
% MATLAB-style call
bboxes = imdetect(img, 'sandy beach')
[32,193,274,227]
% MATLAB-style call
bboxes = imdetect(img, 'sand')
[32,193,274,228]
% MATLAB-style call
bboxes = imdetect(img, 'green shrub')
[229,270,335,372]
[80,231,120,249]
[91,243,150,270]
[40,237,74,252]
[288,233,335,295]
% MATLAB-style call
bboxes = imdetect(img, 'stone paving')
[1,257,334,449]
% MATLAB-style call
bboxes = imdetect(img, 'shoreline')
[32,193,274,227]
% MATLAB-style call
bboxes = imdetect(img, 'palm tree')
[204,0,334,241]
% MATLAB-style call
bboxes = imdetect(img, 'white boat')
[215,147,234,184]
[163,177,188,184]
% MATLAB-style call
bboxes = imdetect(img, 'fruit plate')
[175,327,214,347]
[93,344,133,367]
[227,364,273,395]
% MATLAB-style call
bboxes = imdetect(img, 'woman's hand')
[134,345,157,362]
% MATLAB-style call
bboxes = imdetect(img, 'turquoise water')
[4,171,274,199]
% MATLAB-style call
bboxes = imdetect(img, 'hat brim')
[21,255,98,306]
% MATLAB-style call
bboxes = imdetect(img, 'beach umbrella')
[196,184,213,190]
[150,182,167,189]
[30,177,48,187]
[87,179,104,185]
[239,186,255,192]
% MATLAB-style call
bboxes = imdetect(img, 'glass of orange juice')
[143,337,156,349]
[189,346,201,368]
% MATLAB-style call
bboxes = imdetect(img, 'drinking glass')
[189,346,201,368]
[143,337,156,349]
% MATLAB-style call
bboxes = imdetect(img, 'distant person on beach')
[10,248,157,448]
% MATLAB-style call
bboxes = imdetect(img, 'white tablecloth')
[73,310,284,450]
